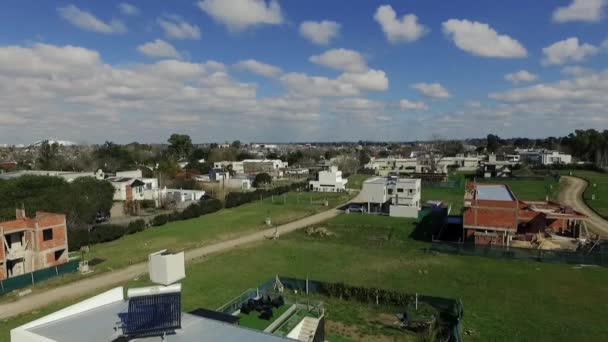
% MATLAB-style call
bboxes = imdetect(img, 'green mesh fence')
[429,241,608,267]
[0,259,80,295]
[218,276,463,342]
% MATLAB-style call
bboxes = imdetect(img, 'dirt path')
[0,199,356,320]
[559,176,608,238]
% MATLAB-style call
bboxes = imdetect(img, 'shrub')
[151,214,169,227]
[140,199,156,209]
[126,219,146,235]
[90,224,125,244]
[68,229,90,251]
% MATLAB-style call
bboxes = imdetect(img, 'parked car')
[346,204,366,214]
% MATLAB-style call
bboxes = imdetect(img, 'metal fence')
[218,276,464,342]
[429,241,608,267]
[0,259,80,295]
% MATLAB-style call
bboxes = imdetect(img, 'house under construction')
[463,182,587,247]
[0,209,69,280]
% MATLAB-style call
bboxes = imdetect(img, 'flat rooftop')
[25,300,292,342]
[364,177,420,185]
[475,184,514,202]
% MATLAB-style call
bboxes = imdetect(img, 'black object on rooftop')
[121,292,181,337]
[189,308,240,325]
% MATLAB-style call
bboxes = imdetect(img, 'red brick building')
[0,209,69,280]
[463,182,586,246]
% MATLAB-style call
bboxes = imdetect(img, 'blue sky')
[0,0,607,144]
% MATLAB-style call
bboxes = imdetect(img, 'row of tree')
[0,175,114,229]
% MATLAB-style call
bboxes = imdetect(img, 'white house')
[165,189,205,203]
[224,177,253,190]
[517,149,572,165]
[309,166,347,192]
[107,176,161,204]
[359,176,421,218]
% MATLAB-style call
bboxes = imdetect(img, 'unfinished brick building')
[0,209,69,280]
[463,182,586,247]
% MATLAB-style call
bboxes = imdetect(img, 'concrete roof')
[26,300,294,342]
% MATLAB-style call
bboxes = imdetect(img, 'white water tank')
[148,250,186,285]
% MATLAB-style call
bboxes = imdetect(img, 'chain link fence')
[429,241,608,266]
[0,259,80,295]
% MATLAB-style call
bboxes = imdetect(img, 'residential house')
[359,177,421,218]
[517,149,572,165]
[1,209,68,280]
[309,166,347,192]
[463,182,586,246]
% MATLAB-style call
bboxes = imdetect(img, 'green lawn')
[346,174,372,190]
[4,213,607,341]
[560,170,608,218]
[239,304,291,330]
[0,191,351,304]
[422,176,560,215]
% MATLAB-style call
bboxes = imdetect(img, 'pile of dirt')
[305,227,335,237]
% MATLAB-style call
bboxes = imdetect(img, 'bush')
[68,229,90,251]
[225,181,308,208]
[126,219,146,235]
[140,199,156,209]
[151,214,169,227]
[90,224,125,244]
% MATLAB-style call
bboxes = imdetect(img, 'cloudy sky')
[1,0,607,144]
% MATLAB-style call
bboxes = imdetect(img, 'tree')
[157,159,180,178]
[167,134,193,159]
[253,173,272,188]
[37,141,61,170]
[231,140,241,148]
[486,134,502,153]
[358,150,371,166]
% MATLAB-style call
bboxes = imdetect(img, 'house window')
[388,188,393,195]
[43,229,53,241]
[397,188,404,193]
[409,189,414,194]
[54,249,65,261]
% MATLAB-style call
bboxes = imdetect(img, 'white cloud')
[542,37,599,65]
[137,39,181,59]
[235,59,282,78]
[553,0,605,23]
[0,43,346,143]
[504,70,538,84]
[400,99,428,111]
[411,83,450,99]
[561,66,594,77]
[197,0,283,32]
[158,16,201,40]
[373,5,428,44]
[309,48,367,73]
[280,73,359,97]
[118,3,139,16]
[489,71,608,103]
[299,20,341,45]
[58,5,126,34]
[442,19,527,58]
[337,69,388,91]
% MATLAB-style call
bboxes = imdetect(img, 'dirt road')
[559,176,608,238]
[0,203,351,320]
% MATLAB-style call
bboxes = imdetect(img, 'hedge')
[225,181,308,208]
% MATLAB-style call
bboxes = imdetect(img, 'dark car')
[346,204,366,214]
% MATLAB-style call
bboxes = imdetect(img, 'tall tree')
[167,134,193,160]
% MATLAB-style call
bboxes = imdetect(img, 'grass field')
[239,304,291,330]
[3,213,607,341]
[422,175,560,215]
[346,174,372,190]
[561,170,608,218]
[0,191,351,303]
